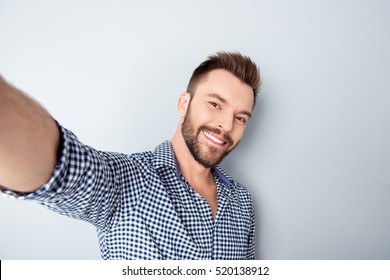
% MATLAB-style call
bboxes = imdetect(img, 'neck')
[170,128,214,187]
[171,125,219,221]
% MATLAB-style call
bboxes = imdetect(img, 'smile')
[203,130,226,145]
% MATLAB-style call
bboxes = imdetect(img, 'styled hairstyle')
[186,51,261,106]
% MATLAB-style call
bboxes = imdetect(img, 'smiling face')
[180,69,254,168]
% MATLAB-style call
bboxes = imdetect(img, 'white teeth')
[203,131,225,144]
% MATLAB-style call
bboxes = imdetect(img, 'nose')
[217,114,234,132]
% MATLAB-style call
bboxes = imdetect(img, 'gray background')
[0,0,389,259]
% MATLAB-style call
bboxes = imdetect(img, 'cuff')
[0,121,70,201]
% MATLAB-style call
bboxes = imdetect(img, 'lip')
[202,130,226,146]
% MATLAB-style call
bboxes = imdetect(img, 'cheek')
[197,108,217,123]
[231,126,246,141]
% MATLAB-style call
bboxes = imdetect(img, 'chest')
[194,183,218,220]
[106,166,252,260]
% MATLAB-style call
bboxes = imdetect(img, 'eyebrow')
[207,93,252,118]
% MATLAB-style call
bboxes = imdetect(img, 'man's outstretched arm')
[0,75,60,193]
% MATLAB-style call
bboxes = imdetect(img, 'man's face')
[181,69,254,168]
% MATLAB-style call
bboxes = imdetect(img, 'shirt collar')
[153,140,178,170]
[153,141,234,191]
[213,166,234,190]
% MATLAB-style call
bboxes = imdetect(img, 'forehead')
[193,69,254,111]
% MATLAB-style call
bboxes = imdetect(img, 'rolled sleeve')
[1,123,140,229]
[0,123,70,201]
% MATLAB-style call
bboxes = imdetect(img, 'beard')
[181,106,236,168]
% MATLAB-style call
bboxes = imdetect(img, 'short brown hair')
[186,51,261,106]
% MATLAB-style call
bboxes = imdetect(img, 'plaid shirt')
[2,125,255,260]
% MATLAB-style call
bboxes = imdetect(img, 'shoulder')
[126,140,174,172]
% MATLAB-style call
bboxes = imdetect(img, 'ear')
[177,92,191,117]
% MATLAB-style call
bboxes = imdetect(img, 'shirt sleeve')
[0,123,142,229]
[246,201,256,260]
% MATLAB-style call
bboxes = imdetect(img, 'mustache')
[198,125,234,146]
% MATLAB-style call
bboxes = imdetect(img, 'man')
[0,51,261,259]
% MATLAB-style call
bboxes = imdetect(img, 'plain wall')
[0,0,389,259]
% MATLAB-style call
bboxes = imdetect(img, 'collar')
[153,141,234,191]
[152,140,178,170]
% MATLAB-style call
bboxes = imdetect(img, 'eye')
[209,102,220,109]
[235,116,247,124]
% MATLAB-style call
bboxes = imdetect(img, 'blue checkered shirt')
[2,125,255,259]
